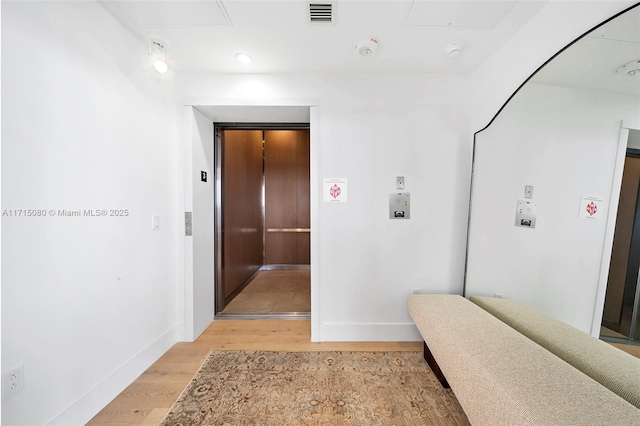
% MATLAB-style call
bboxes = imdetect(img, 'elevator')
[214,125,310,314]
[602,138,640,343]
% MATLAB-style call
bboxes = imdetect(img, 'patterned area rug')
[160,350,469,425]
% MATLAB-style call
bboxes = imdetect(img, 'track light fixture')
[148,38,168,73]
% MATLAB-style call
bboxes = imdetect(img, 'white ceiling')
[194,105,311,122]
[531,5,640,96]
[99,0,548,74]
[99,0,640,103]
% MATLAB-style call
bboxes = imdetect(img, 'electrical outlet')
[494,293,503,299]
[411,288,420,295]
[3,365,24,399]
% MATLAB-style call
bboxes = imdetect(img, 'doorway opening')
[601,130,640,345]
[214,124,311,319]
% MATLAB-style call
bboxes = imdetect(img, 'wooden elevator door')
[264,129,310,265]
[221,129,264,306]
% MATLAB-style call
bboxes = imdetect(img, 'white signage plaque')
[579,195,604,220]
[324,178,348,203]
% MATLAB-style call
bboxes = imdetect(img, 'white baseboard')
[316,322,422,342]
[48,324,184,426]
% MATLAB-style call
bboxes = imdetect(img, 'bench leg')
[423,341,450,389]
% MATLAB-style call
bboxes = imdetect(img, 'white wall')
[179,73,473,341]
[183,107,215,341]
[1,2,180,424]
[466,83,640,332]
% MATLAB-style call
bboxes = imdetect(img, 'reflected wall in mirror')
[465,4,640,342]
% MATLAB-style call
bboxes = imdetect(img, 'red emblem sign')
[330,184,341,199]
[586,201,598,216]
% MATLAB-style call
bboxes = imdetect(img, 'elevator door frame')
[602,149,640,341]
[597,122,640,344]
[214,123,311,315]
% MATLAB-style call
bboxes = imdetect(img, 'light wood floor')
[610,341,640,358]
[600,326,640,357]
[88,319,640,425]
[87,320,420,425]
[222,270,310,314]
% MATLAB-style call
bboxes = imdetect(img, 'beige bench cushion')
[409,294,640,425]
[470,295,640,409]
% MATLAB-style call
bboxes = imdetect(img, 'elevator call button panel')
[389,192,410,219]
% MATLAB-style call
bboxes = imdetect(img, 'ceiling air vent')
[309,3,333,24]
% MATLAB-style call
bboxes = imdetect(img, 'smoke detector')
[617,60,640,77]
[355,37,378,57]
[443,40,466,58]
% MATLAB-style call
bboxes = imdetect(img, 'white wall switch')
[396,176,405,190]
[524,185,534,199]
[152,214,160,230]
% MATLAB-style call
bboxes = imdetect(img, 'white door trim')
[179,99,320,342]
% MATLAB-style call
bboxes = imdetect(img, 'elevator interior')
[215,125,311,315]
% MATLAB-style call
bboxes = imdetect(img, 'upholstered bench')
[408,294,640,425]
[470,295,640,409]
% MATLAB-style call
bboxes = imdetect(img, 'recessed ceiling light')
[154,58,168,73]
[235,53,252,64]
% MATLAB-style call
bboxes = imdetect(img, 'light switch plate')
[525,185,534,199]
[396,176,405,190]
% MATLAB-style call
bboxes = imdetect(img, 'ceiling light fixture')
[355,37,378,57]
[148,38,168,73]
[235,53,252,64]
[617,60,640,77]
[443,40,466,58]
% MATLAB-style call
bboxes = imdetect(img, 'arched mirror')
[465,4,640,344]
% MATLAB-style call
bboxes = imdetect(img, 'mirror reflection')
[465,5,640,345]
[601,126,640,343]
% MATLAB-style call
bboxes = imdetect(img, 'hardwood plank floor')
[610,341,640,358]
[88,319,640,425]
[87,320,420,425]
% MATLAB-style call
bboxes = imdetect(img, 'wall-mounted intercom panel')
[389,192,410,219]
[515,200,536,228]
